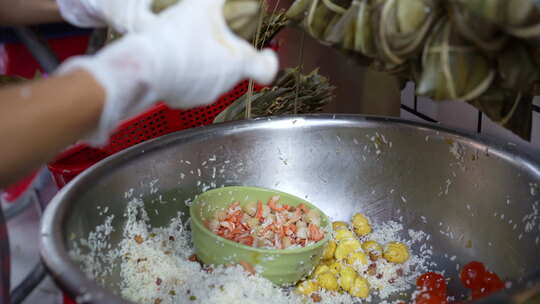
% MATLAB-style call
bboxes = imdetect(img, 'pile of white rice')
[70,197,434,304]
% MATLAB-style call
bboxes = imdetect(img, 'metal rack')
[401,93,539,136]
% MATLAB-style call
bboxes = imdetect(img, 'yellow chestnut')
[322,240,337,260]
[335,238,361,260]
[346,251,368,266]
[350,276,370,298]
[383,241,410,264]
[327,261,343,275]
[316,271,339,291]
[312,264,330,278]
[351,213,372,236]
[338,266,357,292]
[334,229,355,242]
[332,221,349,231]
[361,240,383,256]
[296,280,319,295]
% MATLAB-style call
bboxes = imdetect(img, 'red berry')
[483,271,504,292]
[472,286,490,300]
[416,272,447,296]
[460,261,486,289]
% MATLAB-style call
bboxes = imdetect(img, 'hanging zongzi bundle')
[454,0,540,45]
[449,1,507,51]
[416,18,495,101]
[287,0,353,42]
[325,0,377,57]
[497,42,539,92]
[371,0,439,65]
[468,87,532,140]
[152,0,262,40]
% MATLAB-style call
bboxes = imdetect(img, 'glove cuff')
[56,0,106,28]
[56,36,159,146]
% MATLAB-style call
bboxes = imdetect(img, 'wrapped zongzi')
[152,0,262,40]
[454,0,540,45]
[416,18,495,101]
[468,87,532,140]
[325,0,377,57]
[371,0,439,65]
[449,1,508,52]
[497,41,539,93]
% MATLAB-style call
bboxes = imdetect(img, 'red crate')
[48,81,263,188]
[4,35,90,78]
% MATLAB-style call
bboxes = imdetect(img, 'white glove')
[57,0,279,146]
[56,0,157,33]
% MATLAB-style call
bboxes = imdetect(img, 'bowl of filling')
[190,186,332,285]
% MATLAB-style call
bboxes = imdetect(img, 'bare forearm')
[0,0,63,25]
[0,70,105,187]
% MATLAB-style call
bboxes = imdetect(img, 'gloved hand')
[56,0,157,33]
[57,0,279,146]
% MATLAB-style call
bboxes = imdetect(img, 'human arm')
[0,70,104,187]
[0,0,63,25]
[0,0,156,32]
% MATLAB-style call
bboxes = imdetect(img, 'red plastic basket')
[48,80,263,188]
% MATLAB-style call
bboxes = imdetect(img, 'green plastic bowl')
[190,186,331,286]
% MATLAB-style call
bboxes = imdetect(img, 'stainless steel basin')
[40,115,540,303]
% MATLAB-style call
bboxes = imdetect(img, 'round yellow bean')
[296,280,319,295]
[322,240,337,260]
[383,241,410,264]
[362,240,383,254]
[316,271,339,291]
[350,276,370,298]
[334,229,355,242]
[346,251,368,266]
[335,238,361,260]
[327,260,343,274]
[351,213,372,236]
[332,221,349,231]
[312,264,330,278]
[338,266,357,292]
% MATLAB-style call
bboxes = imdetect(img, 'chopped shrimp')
[268,197,284,212]
[298,203,309,214]
[309,224,325,241]
[238,236,254,246]
[210,197,326,249]
[288,224,297,233]
[284,225,293,236]
[220,221,235,231]
[287,208,303,224]
[255,200,263,221]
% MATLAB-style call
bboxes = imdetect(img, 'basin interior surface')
[43,115,540,303]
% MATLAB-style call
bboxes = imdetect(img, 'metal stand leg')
[0,206,10,304]
[12,27,59,74]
